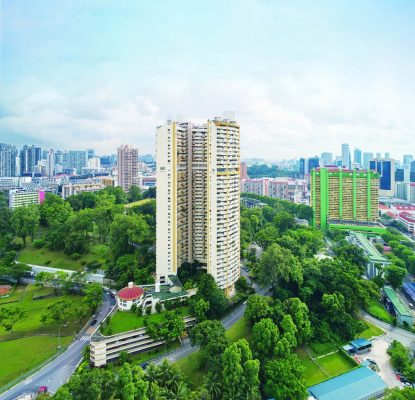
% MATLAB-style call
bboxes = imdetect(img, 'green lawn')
[102,307,191,336]
[358,320,384,339]
[0,335,73,388]
[365,299,394,323]
[125,198,154,208]
[296,347,328,386]
[18,242,110,271]
[308,342,339,357]
[298,348,356,386]
[0,285,26,305]
[225,317,251,342]
[0,285,89,339]
[317,351,357,376]
[176,350,207,388]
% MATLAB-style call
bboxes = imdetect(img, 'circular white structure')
[117,282,144,311]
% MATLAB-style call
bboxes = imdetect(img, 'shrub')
[33,239,45,249]
[71,253,81,260]
[145,306,152,315]
[137,306,143,317]
[131,304,137,313]
[155,302,162,313]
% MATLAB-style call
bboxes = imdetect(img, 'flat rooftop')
[352,232,390,264]
[308,367,387,400]
[383,286,412,317]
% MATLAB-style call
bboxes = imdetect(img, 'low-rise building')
[9,189,45,209]
[348,232,390,278]
[383,286,414,326]
[61,182,106,199]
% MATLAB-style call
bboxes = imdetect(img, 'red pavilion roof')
[118,285,144,301]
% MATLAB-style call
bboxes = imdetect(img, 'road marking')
[80,335,90,341]
[24,377,32,385]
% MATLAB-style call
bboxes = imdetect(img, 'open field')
[0,284,89,339]
[225,317,251,342]
[18,242,111,271]
[358,320,384,339]
[298,347,356,386]
[0,335,73,388]
[176,350,207,388]
[102,306,191,336]
[365,299,394,323]
[296,347,328,386]
[125,198,154,208]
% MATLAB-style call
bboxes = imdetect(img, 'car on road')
[91,319,98,326]
[38,386,48,393]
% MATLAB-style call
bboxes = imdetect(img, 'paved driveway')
[360,337,400,388]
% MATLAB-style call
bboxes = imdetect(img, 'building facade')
[117,145,139,192]
[341,143,351,169]
[370,158,395,197]
[9,189,45,209]
[20,145,41,176]
[0,143,18,177]
[156,117,240,296]
[310,167,379,230]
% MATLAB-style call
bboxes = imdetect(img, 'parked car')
[38,386,48,393]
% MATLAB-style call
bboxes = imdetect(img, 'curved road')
[0,292,115,400]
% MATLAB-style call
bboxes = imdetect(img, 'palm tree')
[205,375,222,400]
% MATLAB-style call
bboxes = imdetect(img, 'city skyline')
[1,1,414,159]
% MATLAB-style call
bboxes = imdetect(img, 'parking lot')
[359,337,402,388]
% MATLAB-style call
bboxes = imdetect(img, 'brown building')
[117,145,139,192]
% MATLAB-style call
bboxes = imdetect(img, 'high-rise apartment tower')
[117,145,139,192]
[156,117,240,295]
[311,167,379,230]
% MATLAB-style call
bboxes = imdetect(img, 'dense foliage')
[247,164,298,179]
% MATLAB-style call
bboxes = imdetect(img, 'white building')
[116,282,145,311]
[9,189,44,209]
[156,116,240,296]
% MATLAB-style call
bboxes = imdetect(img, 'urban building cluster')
[0,142,156,208]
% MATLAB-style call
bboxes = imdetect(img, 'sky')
[1,0,415,161]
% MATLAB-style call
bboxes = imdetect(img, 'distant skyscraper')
[156,117,240,295]
[395,168,404,182]
[362,152,373,170]
[403,155,413,167]
[320,152,333,167]
[20,145,41,175]
[341,144,351,169]
[370,158,395,197]
[240,162,248,180]
[0,143,18,177]
[385,152,391,159]
[46,149,55,177]
[299,158,306,178]
[87,149,95,160]
[117,145,139,192]
[308,157,319,173]
[354,148,362,167]
[376,152,381,159]
[410,161,415,183]
[68,151,87,174]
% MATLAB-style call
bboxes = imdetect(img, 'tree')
[221,342,246,400]
[384,387,415,399]
[109,214,150,260]
[190,298,209,322]
[82,283,103,311]
[273,211,295,233]
[0,262,31,283]
[285,297,312,344]
[196,274,228,318]
[0,307,27,332]
[388,340,411,372]
[127,185,142,203]
[147,311,185,352]
[35,271,55,288]
[244,294,272,325]
[10,205,40,246]
[40,193,72,226]
[264,354,307,400]
[41,299,74,325]
[385,265,407,289]
[255,225,279,249]
[251,318,280,361]
[255,243,303,292]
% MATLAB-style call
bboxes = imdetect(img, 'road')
[0,292,116,400]
[362,311,415,346]
[16,262,106,284]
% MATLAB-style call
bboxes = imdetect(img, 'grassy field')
[358,320,384,339]
[225,317,251,342]
[125,198,154,208]
[296,347,328,386]
[0,335,73,388]
[18,242,111,271]
[298,348,356,386]
[317,351,356,376]
[365,299,394,323]
[102,307,191,335]
[0,285,88,339]
[308,342,339,357]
